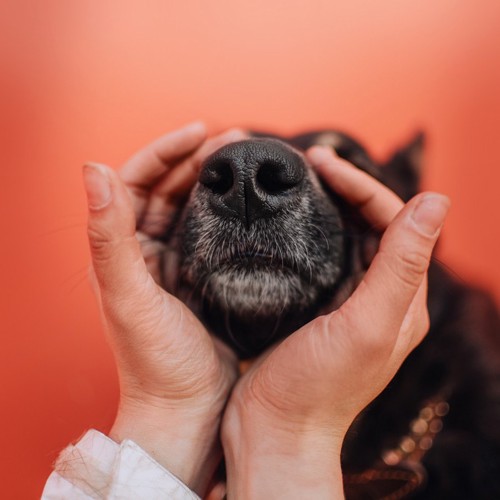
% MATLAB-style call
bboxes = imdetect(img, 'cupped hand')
[83,122,245,493]
[221,146,450,499]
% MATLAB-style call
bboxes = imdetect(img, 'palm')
[230,146,437,435]
[114,124,245,404]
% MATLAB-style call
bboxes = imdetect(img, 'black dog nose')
[199,139,306,226]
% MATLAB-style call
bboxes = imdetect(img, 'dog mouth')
[173,138,346,356]
[216,249,297,272]
[236,250,274,261]
[176,221,343,357]
[192,262,319,356]
[187,242,316,310]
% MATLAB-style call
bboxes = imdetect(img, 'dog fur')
[158,130,500,498]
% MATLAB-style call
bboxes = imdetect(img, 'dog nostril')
[256,160,304,195]
[198,139,307,225]
[199,159,234,195]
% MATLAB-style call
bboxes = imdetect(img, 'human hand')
[221,147,450,499]
[83,123,245,494]
[119,123,249,284]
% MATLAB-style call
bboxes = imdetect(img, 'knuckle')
[87,226,133,265]
[393,249,430,288]
[87,225,112,254]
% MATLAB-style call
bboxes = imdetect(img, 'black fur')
[160,130,500,498]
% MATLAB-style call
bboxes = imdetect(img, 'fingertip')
[221,127,248,143]
[163,121,207,152]
[84,161,136,233]
[83,162,112,210]
[307,144,338,165]
[409,192,451,237]
[191,128,249,173]
[182,120,207,139]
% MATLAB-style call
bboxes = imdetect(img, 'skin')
[222,147,449,499]
[82,123,449,498]
[84,123,247,494]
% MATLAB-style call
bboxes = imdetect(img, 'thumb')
[344,192,450,335]
[83,163,151,300]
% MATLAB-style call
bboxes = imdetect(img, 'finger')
[340,192,450,340]
[192,128,249,173]
[120,121,207,188]
[380,277,429,384]
[137,160,198,236]
[120,122,207,217]
[151,128,249,201]
[141,128,248,236]
[307,146,404,230]
[87,265,101,301]
[399,276,429,349]
[136,230,167,283]
[83,162,156,303]
[386,276,429,369]
[83,163,216,375]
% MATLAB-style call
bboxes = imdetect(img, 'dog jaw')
[171,142,346,356]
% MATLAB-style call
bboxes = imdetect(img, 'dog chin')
[201,267,319,317]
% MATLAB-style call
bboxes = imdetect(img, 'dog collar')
[343,397,450,499]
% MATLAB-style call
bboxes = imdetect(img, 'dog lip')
[216,251,293,269]
[243,251,273,259]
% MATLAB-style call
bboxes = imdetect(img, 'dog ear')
[382,132,424,202]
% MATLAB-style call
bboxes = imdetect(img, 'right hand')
[221,147,450,499]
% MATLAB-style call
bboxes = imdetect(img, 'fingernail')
[83,163,112,210]
[411,194,450,236]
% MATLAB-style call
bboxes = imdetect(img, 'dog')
[158,130,500,498]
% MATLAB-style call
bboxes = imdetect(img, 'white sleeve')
[42,429,201,500]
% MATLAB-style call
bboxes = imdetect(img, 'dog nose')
[199,139,306,226]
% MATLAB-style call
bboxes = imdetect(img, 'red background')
[1,1,499,497]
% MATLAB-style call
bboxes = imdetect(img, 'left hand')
[83,123,246,494]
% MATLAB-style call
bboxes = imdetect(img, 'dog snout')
[199,139,306,226]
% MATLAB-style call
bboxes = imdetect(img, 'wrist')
[110,397,223,495]
[222,400,345,499]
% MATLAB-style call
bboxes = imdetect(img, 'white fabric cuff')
[42,429,200,499]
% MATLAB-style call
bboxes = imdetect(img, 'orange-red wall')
[1,1,499,497]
